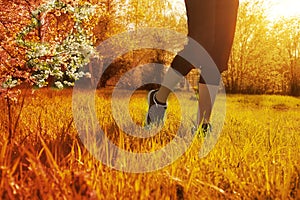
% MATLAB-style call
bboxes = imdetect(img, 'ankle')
[154,93,167,106]
[154,93,167,105]
[198,118,210,126]
[203,120,210,125]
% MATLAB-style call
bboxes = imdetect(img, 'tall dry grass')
[0,88,299,199]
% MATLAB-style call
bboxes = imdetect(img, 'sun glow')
[172,0,300,20]
[258,0,300,20]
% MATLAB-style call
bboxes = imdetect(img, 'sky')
[172,0,300,20]
[258,0,300,20]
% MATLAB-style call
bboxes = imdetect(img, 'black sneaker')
[201,123,212,137]
[192,123,212,137]
[145,90,167,127]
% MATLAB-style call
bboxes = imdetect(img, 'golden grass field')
[0,88,299,199]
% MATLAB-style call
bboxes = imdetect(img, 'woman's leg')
[147,0,239,126]
[197,0,239,124]
[156,0,216,103]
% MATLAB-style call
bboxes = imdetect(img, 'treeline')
[224,1,300,95]
[0,0,299,95]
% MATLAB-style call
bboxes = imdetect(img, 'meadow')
[0,88,299,199]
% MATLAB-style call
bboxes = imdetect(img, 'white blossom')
[2,76,18,88]
[54,81,64,89]
[14,0,97,89]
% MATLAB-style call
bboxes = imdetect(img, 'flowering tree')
[1,0,96,95]
[17,0,96,88]
[0,0,98,142]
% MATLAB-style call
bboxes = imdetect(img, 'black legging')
[171,0,239,85]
